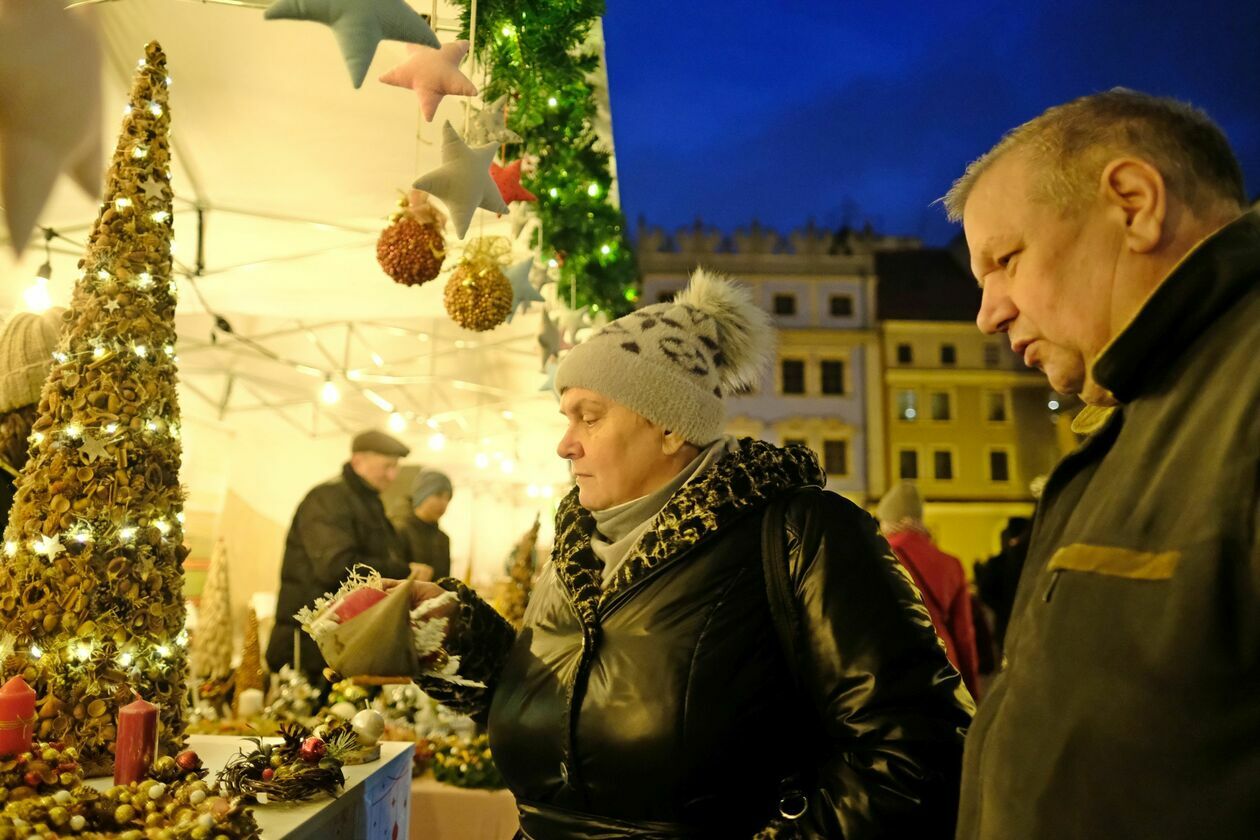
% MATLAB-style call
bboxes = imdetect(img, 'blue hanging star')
[506,258,544,323]
[264,0,440,89]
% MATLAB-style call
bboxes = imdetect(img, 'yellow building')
[876,250,1068,569]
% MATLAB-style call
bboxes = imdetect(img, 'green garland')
[453,0,640,317]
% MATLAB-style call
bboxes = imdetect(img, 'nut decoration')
[377,190,447,287]
[0,42,189,775]
[443,236,514,332]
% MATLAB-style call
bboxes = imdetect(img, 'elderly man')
[944,89,1259,838]
[396,270,972,838]
[266,429,412,684]
[397,469,453,581]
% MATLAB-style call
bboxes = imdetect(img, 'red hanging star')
[490,159,537,205]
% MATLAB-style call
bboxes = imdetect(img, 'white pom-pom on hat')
[673,268,775,396]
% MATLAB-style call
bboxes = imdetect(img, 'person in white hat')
[391,269,972,838]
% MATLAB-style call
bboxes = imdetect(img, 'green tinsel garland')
[453,0,640,317]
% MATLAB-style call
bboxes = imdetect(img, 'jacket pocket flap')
[1047,544,1180,580]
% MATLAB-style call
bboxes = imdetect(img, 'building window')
[929,391,952,421]
[823,439,849,476]
[781,359,805,395]
[820,360,846,395]
[933,449,954,480]
[985,391,1008,422]
[940,343,957,365]
[773,294,797,316]
[895,343,913,364]
[656,290,676,304]
[783,437,807,449]
[898,449,919,480]
[989,449,1011,482]
[829,295,854,317]
[896,389,918,421]
[983,343,1001,368]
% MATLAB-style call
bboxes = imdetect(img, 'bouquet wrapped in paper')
[295,567,481,687]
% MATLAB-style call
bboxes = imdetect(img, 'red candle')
[0,676,35,757]
[114,694,158,785]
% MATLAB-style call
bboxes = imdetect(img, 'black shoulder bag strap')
[759,492,825,835]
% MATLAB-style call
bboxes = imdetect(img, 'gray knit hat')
[411,469,453,508]
[877,482,924,525]
[0,309,65,413]
[554,268,774,445]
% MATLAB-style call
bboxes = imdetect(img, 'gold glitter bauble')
[376,217,446,286]
[443,262,513,332]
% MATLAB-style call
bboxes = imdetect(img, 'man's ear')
[1098,157,1166,254]
[661,429,688,456]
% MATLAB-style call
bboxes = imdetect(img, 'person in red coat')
[877,482,981,700]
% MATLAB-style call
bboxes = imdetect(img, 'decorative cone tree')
[190,539,232,685]
[0,42,187,774]
[496,516,540,629]
[233,609,265,716]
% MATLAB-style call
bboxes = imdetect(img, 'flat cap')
[351,429,410,457]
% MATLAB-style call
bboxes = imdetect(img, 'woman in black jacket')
[404,270,973,839]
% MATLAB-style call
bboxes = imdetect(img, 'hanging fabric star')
[263,0,439,89]
[0,0,102,255]
[491,160,537,205]
[379,40,477,121]
[466,95,521,146]
[79,432,110,463]
[557,305,589,344]
[539,361,558,394]
[505,258,543,323]
[538,309,561,371]
[412,122,508,239]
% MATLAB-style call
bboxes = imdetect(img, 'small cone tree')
[190,539,232,684]
[233,609,266,716]
[497,516,540,629]
[0,42,187,774]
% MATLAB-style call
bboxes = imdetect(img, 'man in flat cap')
[396,469,453,582]
[266,429,412,685]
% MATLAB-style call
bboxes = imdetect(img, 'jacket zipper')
[1043,569,1063,603]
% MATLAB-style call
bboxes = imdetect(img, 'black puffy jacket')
[423,440,973,839]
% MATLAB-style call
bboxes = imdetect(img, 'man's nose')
[976,279,1016,335]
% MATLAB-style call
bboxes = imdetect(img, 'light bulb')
[115,198,132,210]
[119,526,137,542]
[427,432,446,452]
[388,412,406,433]
[65,424,82,439]
[29,645,42,660]
[74,643,92,662]
[474,453,490,469]
[92,346,105,359]
[97,269,111,281]
[145,419,160,432]
[132,146,148,159]
[586,183,600,197]
[156,645,171,658]
[176,512,185,524]
[137,272,154,288]
[176,630,189,646]
[52,351,68,364]
[500,459,516,474]
[600,244,611,255]
[148,102,163,116]
[151,211,170,224]
[3,542,14,557]
[154,519,171,535]
[547,258,558,268]
[320,379,341,405]
[547,97,558,107]
[73,531,90,544]
[548,188,558,199]
[1048,400,1061,411]
[30,431,44,445]
[104,423,119,434]
[117,652,133,667]
[24,276,52,313]
[134,344,148,358]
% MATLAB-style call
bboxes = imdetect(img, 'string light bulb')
[320,378,341,405]
[25,229,55,313]
[388,412,406,433]
[474,453,490,469]
[427,432,446,452]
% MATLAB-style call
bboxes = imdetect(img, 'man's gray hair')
[942,89,1246,222]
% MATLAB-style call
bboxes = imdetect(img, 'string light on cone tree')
[453,0,639,316]
[0,42,189,775]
